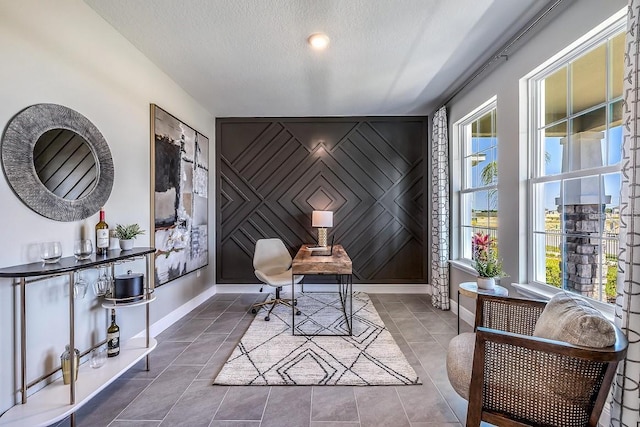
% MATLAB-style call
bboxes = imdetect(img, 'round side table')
[457,281,508,334]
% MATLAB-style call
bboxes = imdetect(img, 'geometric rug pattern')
[213,292,421,386]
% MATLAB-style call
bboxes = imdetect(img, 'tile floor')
[55,292,476,427]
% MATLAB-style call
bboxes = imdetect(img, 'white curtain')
[610,2,640,424]
[431,106,450,310]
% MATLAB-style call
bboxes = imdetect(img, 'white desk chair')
[250,238,303,321]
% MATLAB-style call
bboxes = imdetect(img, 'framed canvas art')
[150,104,209,286]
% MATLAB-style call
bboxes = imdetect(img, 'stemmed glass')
[93,267,110,297]
[74,271,88,299]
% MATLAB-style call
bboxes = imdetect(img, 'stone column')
[555,131,610,298]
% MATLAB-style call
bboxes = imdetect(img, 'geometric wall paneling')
[216,117,428,284]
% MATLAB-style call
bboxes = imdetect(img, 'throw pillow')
[533,292,615,348]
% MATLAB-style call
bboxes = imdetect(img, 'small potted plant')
[115,224,145,250]
[472,231,506,289]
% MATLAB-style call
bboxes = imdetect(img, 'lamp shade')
[312,210,333,228]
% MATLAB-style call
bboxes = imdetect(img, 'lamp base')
[317,228,328,246]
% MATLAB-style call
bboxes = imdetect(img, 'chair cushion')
[446,332,475,400]
[533,292,615,348]
[254,269,303,287]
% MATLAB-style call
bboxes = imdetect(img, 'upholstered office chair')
[250,238,303,321]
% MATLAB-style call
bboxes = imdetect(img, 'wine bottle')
[107,309,120,357]
[95,207,109,255]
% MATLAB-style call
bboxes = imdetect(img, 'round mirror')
[1,104,114,221]
[33,129,98,200]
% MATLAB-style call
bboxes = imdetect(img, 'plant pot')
[477,276,495,290]
[119,239,134,250]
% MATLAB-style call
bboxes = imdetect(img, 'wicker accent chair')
[447,294,628,427]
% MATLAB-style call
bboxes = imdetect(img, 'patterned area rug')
[213,292,421,386]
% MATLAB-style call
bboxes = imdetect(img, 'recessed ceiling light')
[308,33,330,50]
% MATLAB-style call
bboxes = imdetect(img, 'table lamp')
[312,210,333,246]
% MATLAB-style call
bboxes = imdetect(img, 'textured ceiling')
[84,0,548,117]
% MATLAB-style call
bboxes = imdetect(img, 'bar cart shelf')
[0,247,156,427]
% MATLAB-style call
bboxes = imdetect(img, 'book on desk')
[309,236,334,256]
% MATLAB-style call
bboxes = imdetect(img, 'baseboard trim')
[450,298,474,328]
[134,285,217,339]
[215,283,431,294]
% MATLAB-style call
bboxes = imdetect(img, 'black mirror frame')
[1,104,114,221]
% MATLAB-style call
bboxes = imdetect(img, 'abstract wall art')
[151,104,208,286]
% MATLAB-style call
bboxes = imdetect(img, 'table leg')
[457,290,460,334]
[291,274,296,334]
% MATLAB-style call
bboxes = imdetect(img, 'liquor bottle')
[95,207,109,255]
[107,309,120,357]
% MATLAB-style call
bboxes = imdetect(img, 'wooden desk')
[292,244,353,335]
[457,281,508,334]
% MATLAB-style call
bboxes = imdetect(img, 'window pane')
[489,192,499,227]
[532,181,560,233]
[471,190,490,228]
[572,44,606,115]
[532,232,561,286]
[604,173,621,234]
[543,122,566,176]
[611,32,624,99]
[544,66,567,125]
[608,103,623,166]
[461,193,473,227]
[568,108,606,172]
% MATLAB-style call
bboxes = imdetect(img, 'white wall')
[445,0,626,314]
[0,0,215,414]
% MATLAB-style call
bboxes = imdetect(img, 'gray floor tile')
[393,317,433,343]
[261,386,312,427]
[173,332,227,365]
[110,421,161,426]
[197,340,237,380]
[74,378,152,426]
[213,386,270,421]
[382,302,415,319]
[409,342,449,383]
[162,318,215,342]
[396,380,458,423]
[209,422,261,427]
[120,341,190,380]
[214,293,241,301]
[354,387,410,427]
[431,332,457,348]
[117,365,201,420]
[310,423,361,427]
[205,312,246,334]
[160,380,228,426]
[311,386,359,422]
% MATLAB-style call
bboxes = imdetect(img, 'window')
[528,22,624,305]
[457,98,498,262]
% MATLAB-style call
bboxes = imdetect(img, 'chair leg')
[249,286,301,319]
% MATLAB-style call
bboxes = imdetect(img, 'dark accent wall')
[216,117,428,284]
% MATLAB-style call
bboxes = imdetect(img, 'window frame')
[525,17,625,312]
[455,96,498,264]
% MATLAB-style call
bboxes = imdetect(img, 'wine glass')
[93,268,109,296]
[74,239,93,260]
[74,272,88,299]
[40,241,62,264]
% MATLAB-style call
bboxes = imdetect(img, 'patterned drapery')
[431,106,450,310]
[610,2,640,424]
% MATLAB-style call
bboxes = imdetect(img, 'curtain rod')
[440,0,567,107]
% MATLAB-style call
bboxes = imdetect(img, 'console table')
[0,247,157,427]
[291,244,353,336]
